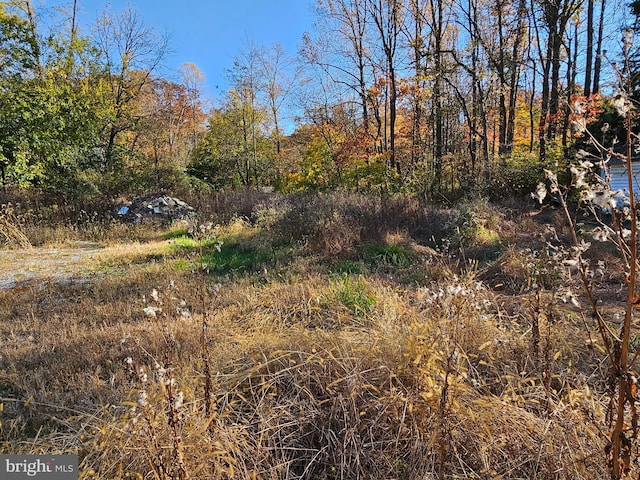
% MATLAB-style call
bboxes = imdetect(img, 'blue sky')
[62,0,315,101]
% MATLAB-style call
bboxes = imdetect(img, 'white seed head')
[580,189,595,202]
[532,182,547,204]
[174,391,184,409]
[572,117,587,136]
[143,306,162,318]
[591,227,609,242]
[573,98,585,116]
[612,91,632,117]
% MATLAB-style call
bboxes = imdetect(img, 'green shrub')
[486,151,548,200]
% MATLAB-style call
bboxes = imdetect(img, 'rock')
[117,194,195,223]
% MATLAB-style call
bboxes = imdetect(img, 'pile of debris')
[117,194,195,223]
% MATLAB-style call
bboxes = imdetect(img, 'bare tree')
[256,43,300,155]
[307,0,375,138]
[534,0,582,161]
[94,7,170,169]
[427,0,446,187]
[405,0,428,166]
[367,0,403,173]
[179,62,207,158]
[228,41,263,185]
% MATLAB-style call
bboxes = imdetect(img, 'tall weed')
[531,37,640,478]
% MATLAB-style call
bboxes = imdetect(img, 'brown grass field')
[0,191,621,479]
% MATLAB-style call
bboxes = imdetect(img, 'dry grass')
[0,194,616,478]
[0,204,32,248]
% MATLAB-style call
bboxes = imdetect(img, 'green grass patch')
[473,225,501,245]
[326,274,376,315]
[361,243,410,267]
[166,227,274,275]
[171,258,192,272]
[202,241,269,275]
[332,260,367,275]
[168,235,222,251]
[169,235,199,249]
[163,227,190,240]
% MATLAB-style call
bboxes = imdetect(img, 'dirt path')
[0,242,105,290]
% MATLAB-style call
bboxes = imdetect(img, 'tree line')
[0,0,635,202]
[0,1,205,199]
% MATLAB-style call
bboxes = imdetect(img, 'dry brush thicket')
[0,193,617,478]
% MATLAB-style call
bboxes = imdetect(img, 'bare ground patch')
[0,240,171,290]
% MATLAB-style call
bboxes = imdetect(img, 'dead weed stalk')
[0,203,32,248]
[534,33,640,478]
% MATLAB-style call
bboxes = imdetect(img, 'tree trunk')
[593,0,606,93]
[368,0,401,174]
[241,112,250,186]
[562,25,578,154]
[529,64,536,153]
[431,0,444,190]
[389,64,398,173]
[538,36,552,161]
[496,0,509,156]
[506,0,528,153]
[354,2,370,134]
[411,0,425,166]
[584,0,594,96]
[548,24,564,141]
